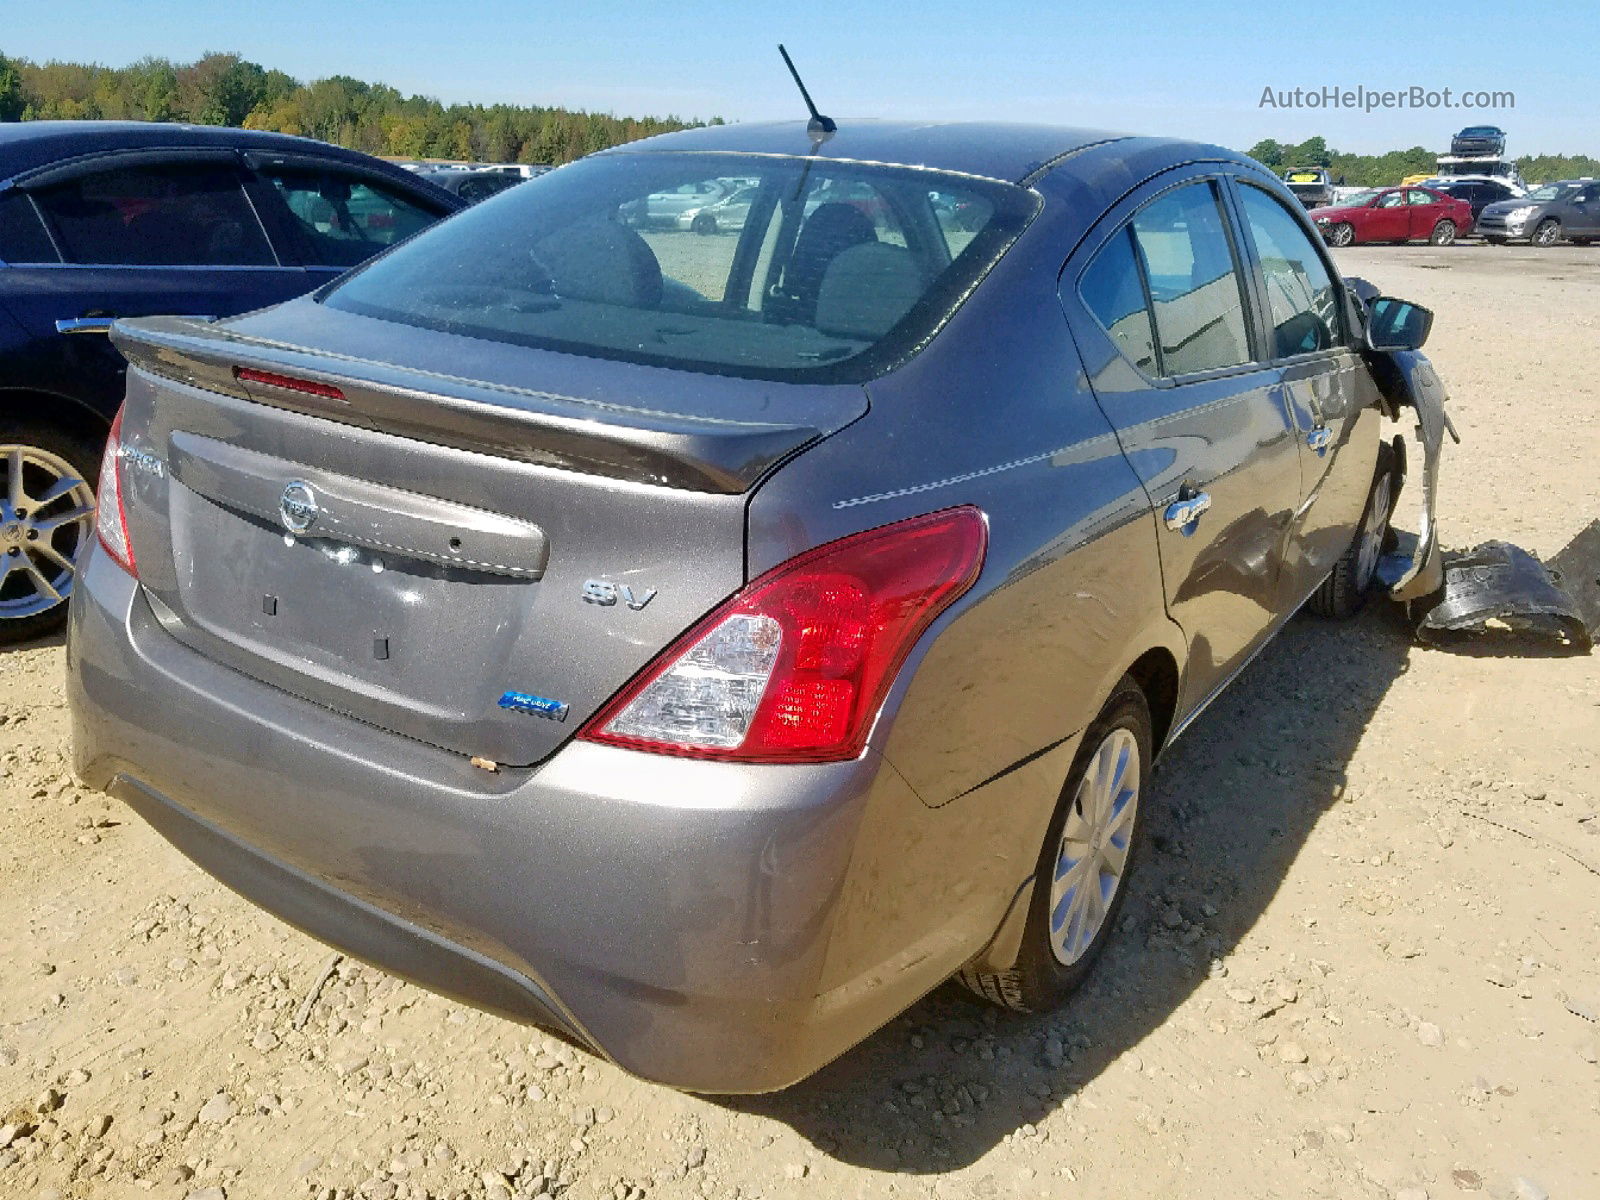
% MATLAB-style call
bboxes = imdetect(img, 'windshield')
[323,151,1038,383]
[1526,184,1576,202]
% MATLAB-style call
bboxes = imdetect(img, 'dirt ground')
[2,243,1598,1200]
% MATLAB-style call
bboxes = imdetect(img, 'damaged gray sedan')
[68,120,1445,1092]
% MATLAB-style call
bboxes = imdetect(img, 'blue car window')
[29,163,275,268]
[261,167,441,269]
[0,192,59,264]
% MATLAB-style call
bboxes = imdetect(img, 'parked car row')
[1309,178,1599,248]
[0,121,465,642]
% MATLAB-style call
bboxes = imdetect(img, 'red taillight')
[578,507,988,763]
[94,409,137,576]
[233,367,345,402]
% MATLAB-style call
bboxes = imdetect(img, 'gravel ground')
[1,243,1597,1200]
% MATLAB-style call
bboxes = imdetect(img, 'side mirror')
[1366,296,1434,352]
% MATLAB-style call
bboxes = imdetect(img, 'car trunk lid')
[110,306,867,766]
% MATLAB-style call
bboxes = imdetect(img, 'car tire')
[1308,440,1398,620]
[0,420,102,646]
[1327,223,1355,248]
[691,213,717,235]
[1429,220,1457,246]
[1533,219,1561,247]
[958,676,1152,1013]
[1571,237,1593,246]
[1484,235,1507,246]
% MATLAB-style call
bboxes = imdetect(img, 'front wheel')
[1533,219,1561,247]
[1429,219,1457,246]
[1326,222,1355,248]
[959,677,1152,1013]
[0,422,102,645]
[1308,441,1397,620]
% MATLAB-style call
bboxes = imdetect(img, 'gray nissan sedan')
[67,120,1439,1092]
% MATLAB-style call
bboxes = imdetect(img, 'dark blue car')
[0,121,461,641]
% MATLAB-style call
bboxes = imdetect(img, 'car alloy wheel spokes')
[1048,726,1141,966]
[1356,473,1393,590]
[0,444,97,620]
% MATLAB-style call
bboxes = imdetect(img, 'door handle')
[57,314,215,336]
[1163,489,1212,535]
[1306,425,1333,455]
[56,316,115,335]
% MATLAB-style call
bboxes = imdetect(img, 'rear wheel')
[1309,441,1397,620]
[691,212,717,235]
[0,422,101,645]
[1533,219,1561,247]
[1429,219,1457,246]
[959,677,1151,1012]
[1327,223,1355,248]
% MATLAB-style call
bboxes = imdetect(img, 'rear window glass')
[322,152,1036,382]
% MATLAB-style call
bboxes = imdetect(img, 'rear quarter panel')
[747,198,1182,994]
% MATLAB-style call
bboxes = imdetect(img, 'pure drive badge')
[279,481,319,534]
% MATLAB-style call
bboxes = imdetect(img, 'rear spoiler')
[111,316,824,494]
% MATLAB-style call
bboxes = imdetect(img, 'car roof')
[0,121,449,196]
[595,119,1159,185]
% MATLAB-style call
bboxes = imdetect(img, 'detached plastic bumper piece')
[1415,540,1592,651]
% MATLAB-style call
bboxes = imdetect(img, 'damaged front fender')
[1363,347,1461,602]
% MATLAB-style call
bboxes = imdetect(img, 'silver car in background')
[69,120,1431,1092]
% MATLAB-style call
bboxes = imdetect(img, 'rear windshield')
[322,151,1037,382]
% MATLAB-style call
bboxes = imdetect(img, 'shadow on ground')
[0,630,65,655]
[717,604,1417,1172]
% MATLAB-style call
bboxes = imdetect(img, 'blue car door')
[0,150,313,416]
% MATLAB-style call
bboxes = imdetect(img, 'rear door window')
[1078,228,1158,375]
[28,162,275,267]
[1236,184,1343,357]
[1126,181,1253,375]
[259,166,441,268]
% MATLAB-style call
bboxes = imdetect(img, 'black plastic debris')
[1413,540,1592,651]
[1547,519,1600,636]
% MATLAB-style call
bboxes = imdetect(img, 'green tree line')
[1247,135,1600,187]
[0,50,710,164]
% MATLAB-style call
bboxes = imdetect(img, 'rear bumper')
[67,549,981,1093]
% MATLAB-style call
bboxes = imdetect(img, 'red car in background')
[1312,185,1475,247]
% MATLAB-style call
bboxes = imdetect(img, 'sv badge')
[582,579,657,610]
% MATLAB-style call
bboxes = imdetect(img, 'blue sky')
[5,0,1595,155]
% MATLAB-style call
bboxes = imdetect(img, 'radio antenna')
[778,44,836,135]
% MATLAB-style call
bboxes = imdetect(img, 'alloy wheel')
[1355,471,1394,591]
[1048,727,1141,966]
[0,444,97,622]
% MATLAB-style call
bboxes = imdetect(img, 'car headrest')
[538,218,663,308]
[814,242,925,341]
